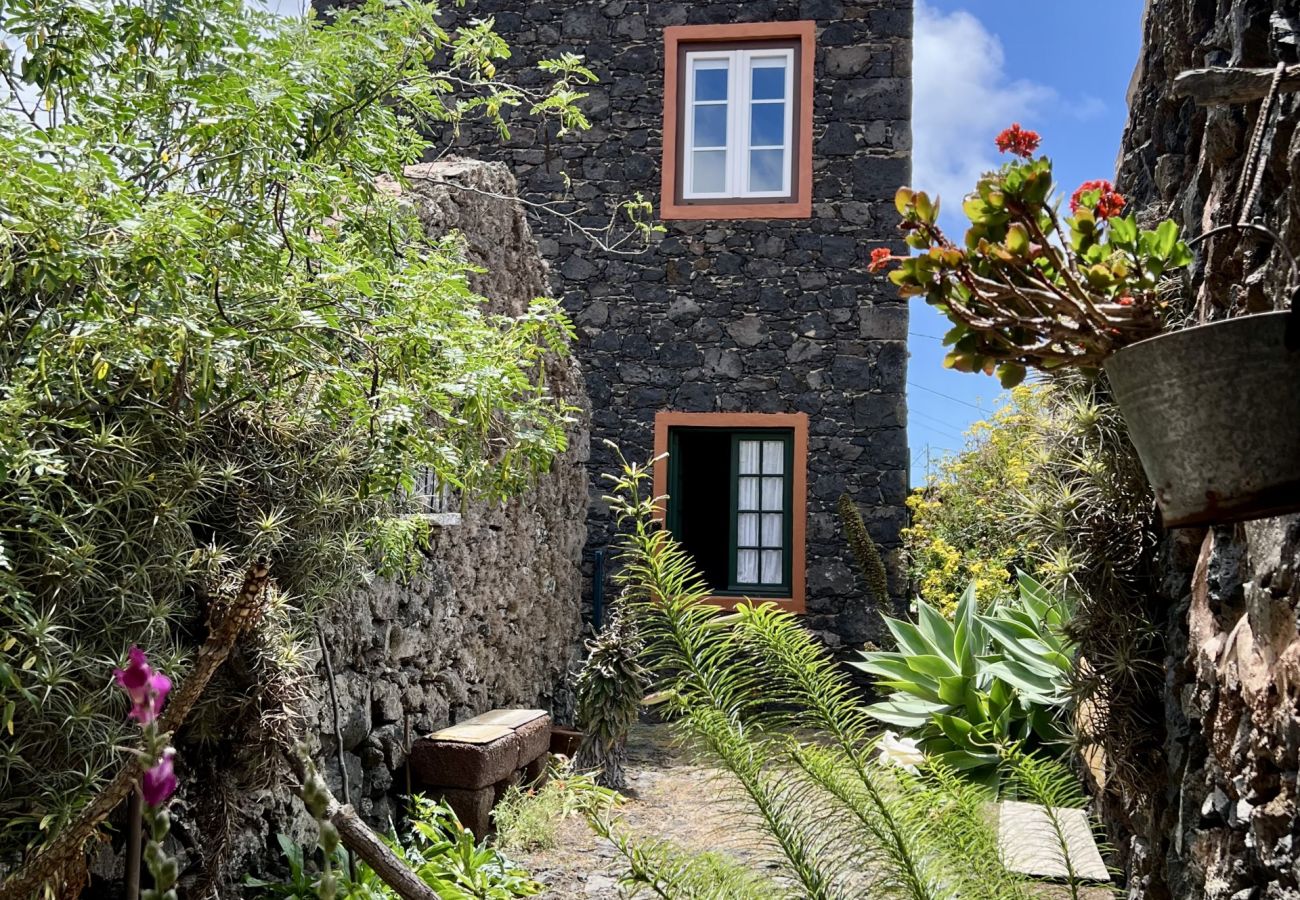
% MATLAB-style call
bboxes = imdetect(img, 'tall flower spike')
[113,645,172,724]
[141,748,178,807]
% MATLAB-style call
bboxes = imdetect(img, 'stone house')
[434,0,914,649]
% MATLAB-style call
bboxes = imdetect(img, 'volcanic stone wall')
[1115,2,1300,896]
[434,0,913,649]
[159,160,590,893]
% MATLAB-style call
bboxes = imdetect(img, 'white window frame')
[681,47,795,201]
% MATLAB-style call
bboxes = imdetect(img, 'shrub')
[0,0,609,873]
[588,452,1111,900]
[903,384,1049,613]
[837,493,891,609]
[855,572,1076,790]
[248,797,542,900]
[573,602,647,790]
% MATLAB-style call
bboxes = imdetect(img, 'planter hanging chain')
[1190,60,1300,342]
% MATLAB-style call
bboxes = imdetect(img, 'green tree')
[0,0,607,872]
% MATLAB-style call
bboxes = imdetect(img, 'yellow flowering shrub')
[903,385,1048,614]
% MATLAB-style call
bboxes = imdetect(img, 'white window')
[681,47,795,201]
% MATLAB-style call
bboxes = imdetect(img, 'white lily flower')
[877,731,925,774]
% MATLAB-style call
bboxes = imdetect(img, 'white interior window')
[682,47,794,201]
[735,438,787,586]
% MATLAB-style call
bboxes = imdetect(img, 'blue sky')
[906,1,1146,485]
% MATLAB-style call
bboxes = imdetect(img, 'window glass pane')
[737,549,759,584]
[762,477,784,510]
[737,513,759,546]
[749,149,785,193]
[761,550,783,584]
[692,104,728,148]
[749,103,785,147]
[691,150,727,194]
[694,65,728,102]
[751,64,786,101]
[738,440,760,475]
[738,476,759,511]
[761,441,784,475]
[762,513,783,547]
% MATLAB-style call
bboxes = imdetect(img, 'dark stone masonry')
[434,0,914,649]
[1114,1,1300,896]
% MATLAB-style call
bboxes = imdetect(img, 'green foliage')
[0,0,602,864]
[491,762,619,853]
[837,493,890,608]
[248,798,541,900]
[243,834,322,899]
[854,572,1075,789]
[906,369,1164,826]
[573,600,647,790]
[885,138,1193,373]
[592,451,1114,899]
[904,384,1048,613]
[587,820,778,900]
[399,797,541,899]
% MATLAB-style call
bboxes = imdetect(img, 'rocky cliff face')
[1115,3,1300,897]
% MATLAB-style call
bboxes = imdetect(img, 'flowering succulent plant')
[873,125,1194,385]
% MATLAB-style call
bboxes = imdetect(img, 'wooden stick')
[329,803,438,900]
[285,749,438,900]
[1173,64,1300,105]
[124,790,142,900]
[0,559,272,900]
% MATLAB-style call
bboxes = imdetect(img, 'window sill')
[702,594,805,614]
[660,198,811,221]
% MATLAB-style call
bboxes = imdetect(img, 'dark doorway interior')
[671,429,732,592]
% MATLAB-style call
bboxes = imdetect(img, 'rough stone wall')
[1115,3,1300,897]
[431,0,913,649]
[181,160,590,891]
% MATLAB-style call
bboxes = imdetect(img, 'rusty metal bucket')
[1104,310,1300,527]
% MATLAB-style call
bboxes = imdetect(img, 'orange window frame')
[660,21,816,221]
[652,411,808,613]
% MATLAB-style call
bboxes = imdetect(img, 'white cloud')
[912,2,1054,231]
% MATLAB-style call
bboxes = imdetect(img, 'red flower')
[994,123,1040,158]
[868,247,895,273]
[142,749,178,807]
[1117,295,1135,306]
[1070,179,1126,220]
[113,646,172,725]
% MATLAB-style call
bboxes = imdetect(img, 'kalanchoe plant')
[114,647,180,900]
[872,124,1194,385]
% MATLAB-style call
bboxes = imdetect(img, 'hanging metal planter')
[1104,306,1300,527]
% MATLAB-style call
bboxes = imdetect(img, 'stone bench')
[409,708,551,835]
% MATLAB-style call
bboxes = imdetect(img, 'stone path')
[516,722,1114,899]
[517,722,771,897]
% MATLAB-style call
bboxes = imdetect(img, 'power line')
[907,381,985,411]
[908,331,946,341]
[910,410,966,442]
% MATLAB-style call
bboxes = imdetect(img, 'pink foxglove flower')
[113,646,171,724]
[141,748,178,807]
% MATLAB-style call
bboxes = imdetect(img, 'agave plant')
[855,572,1075,787]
